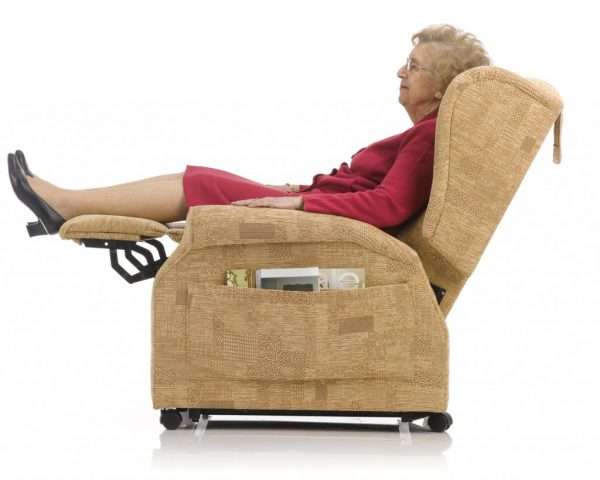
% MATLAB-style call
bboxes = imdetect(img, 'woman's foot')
[26,176,70,220]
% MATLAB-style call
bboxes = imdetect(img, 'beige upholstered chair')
[58,66,563,432]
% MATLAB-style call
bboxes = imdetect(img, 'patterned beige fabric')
[151,206,448,411]
[396,66,563,316]
[59,214,183,243]
[166,228,184,243]
[150,66,562,413]
[58,66,562,414]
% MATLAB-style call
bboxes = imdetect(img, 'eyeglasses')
[403,56,436,75]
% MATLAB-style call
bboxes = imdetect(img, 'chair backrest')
[391,66,563,317]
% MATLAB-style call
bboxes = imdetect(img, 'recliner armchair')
[57,66,563,432]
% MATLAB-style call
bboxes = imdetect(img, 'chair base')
[159,407,453,433]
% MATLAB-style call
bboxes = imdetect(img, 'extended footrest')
[57,214,185,283]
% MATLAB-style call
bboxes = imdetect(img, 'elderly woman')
[8,24,490,237]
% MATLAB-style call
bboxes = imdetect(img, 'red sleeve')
[300,128,434,228]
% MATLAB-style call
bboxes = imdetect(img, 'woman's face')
[397,43,441,115]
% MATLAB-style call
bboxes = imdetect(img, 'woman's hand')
[231,196,304,210]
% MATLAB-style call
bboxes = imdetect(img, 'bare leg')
[88,172,185,188]
[27,172,188,223]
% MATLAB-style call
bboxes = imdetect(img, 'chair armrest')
[181,205,422,268]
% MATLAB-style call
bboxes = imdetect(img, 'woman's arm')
[300,129,435,228]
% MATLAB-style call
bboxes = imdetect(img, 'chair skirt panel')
[151,236,448,413]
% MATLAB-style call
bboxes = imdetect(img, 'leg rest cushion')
[58,214,183,242]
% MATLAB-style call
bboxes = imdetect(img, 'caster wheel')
[160,409,183,430]
[426,412,453,432]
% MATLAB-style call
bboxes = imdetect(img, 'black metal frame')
[80,237,168,283]
[158,407,453,432]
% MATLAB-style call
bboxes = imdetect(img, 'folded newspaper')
[225,267,365,290]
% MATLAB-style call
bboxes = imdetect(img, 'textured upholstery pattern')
[151,205,448,411]
[150,66,562,412]
[59,214,184,243]
[395,66,563,316]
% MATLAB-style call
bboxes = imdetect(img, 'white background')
[1,0,598,479]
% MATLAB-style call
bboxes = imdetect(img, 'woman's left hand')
[231,196,304,210]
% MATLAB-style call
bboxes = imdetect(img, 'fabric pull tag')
[553,110,562,164]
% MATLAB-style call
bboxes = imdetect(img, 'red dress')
[182,165,332,206]
[182,106,438,229]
